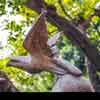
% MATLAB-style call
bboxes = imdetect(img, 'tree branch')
[25,0,100,71]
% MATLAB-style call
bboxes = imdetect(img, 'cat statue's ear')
[23,11,50,56]
[6,12,67,75]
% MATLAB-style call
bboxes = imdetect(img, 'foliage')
[0,0,100,92]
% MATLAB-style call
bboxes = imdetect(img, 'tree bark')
[85,57,100,92]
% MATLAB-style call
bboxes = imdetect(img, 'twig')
[58,0,72,20]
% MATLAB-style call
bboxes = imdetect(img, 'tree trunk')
[0,71,18,92]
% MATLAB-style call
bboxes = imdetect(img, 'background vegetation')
[0,0,100,92]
